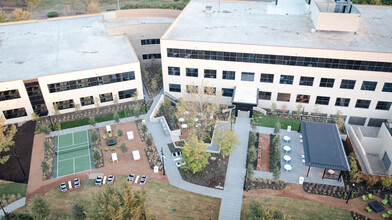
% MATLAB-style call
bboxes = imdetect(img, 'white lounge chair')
[74,178,80,188]
[108,175,114,184]
[60,182,67,193]
[95,176,102,186]
[140,175,147,185]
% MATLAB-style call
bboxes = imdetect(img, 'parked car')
[172,151,182,157]
[126,174,135,183]
[176,161,186,167]
[140,175,147,185]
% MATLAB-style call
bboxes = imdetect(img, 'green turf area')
[95,113,114,123]
[61,118,89,129]
[0,182,27,197]
[241,197,352,220]
[257,116,300,131]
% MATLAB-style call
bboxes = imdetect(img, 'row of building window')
[141,39,160,45]
[167,67,392,92]
[3,108,27,119]
[167,48,392,73]
[47,71,135,93]
[142,53,161,60]
[0,89,20,101]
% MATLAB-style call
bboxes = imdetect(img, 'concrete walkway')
[0,197,26,217]
[218,116,250,220]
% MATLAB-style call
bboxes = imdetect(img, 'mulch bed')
[91,128,104,168]
[42,136,55,180]
[144,133,163,171]
[141,62,163,98]
[0,120,35,183]
[245,178,287,191]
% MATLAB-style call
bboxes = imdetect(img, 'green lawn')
[60,118,90,129]
[242,197,352,220]
[257,116,300,131]
[0,182,27,197]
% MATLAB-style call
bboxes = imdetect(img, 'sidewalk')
[0,197,26,217]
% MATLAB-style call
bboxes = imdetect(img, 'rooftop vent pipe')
[205,5,213,14]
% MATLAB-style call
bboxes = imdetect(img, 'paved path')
[218,116,251,220]
[0,197,26,217]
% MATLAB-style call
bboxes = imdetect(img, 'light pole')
[13,148,26,178]
[243,170,247,191]
[346,182,355,203]
[0,201,9,220]
[161,147,165,176]
[117,0,120,10]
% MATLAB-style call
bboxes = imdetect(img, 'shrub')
[44,140,51,153]
[41,161,49,174]
[71,200,86,220]
[111,147,115,151]
[91,130,99,144]
[8,213,33,220]
[108,133,113,138]
[141,124,148,134]
[89,117,96,126]
[55,122,61,131]
[35,123,52,135]
[120,143,128,153]
[117,129,123,137]
[47,11,58,18]
[247,145,257,165]
[146,136,152,147]
[93,150,101,162]
[104,148,108,152]
[30,195,50,220]
[114,112,120,123]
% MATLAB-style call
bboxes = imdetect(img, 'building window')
[280,75,294,85]
[340,79,356,89]
[348,116,366,126]
[186,85,198,94]
[382,83,392,92]
[260,74,274,83]
[80,96,94,106]
[204,86,216,95]
[319,78,335,88]
[355,99,371,109]
[186,68,198,77]
[169,84,181,93]
[204,69,217,79]
[142,53,161,60]
[168,67,180,76]
[141,39,160,45]
[296,94,310,103]
[335,98,350,107]
[222,88,234,97]
[241,72,254,81]
[376,101,392,111]
[315,96,330,105]
[259,91,272,100]
[368,118,385,127]
[277,93,290,102]
[299,76,314,86]
[361,81,377,91]
[222,71,235,80]
[119,89,137,100]
[99,93,113,103]
[0,89,20,101]
[3,108,27,119]
[54,99,75,110]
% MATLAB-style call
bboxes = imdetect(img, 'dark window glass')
[280,75,294,85]
[299,77,314,86]
[241,72,254,81]
[222,71,235,80]
[204,86,216,95]
[186,85,198,93]
[142,53,161,60]
[99,93,113,103]
[141,39,160,45]
[259,91,272,100]
[340,79,356,89]
[222,88,234,97]
[277,93,290,102]
[315,96,330,105]
[355,99,371,109]
[296,94,310,103]
[204,69,217,79]
[260,74,274,83]
[320,78,335,88]
[0,89,20,101]
[376,101,392,111]
[54,99,75,110]
[80,96,94,106]
[186,68,198,77]
[361,81,377,91]
[168,67,180,76]
[382,83,392,92]
[169,84,181,92]
[3,108,27,119]
[119,89,137,100]
[335,98,350,107]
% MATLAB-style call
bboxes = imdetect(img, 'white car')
[176,161,186,167]
[172,151,182,158]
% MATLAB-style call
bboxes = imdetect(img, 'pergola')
[301,121,350,181]
[232,86,258,118]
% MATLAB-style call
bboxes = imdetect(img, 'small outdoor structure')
[132,150,140,160]
[232,86,258,118]
[301,121,350,181]
[127,131,134,140]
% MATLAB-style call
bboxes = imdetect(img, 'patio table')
[283,155,291,163]
[195,123,201,128]
[283,145,291,153]
[284,164,292,172]
[368,201,385,212]
[283,136,291,142]
[178,118,185,123]
[181,124,188,130]
[194,118,199,122]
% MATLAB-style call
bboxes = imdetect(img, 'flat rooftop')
[164,0,392,53]
[232,86,258,106]
[0,15,138,82]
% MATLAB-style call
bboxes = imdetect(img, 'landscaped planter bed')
[91,128,104,168]
[245,178,286,190]
[144,133,163,171]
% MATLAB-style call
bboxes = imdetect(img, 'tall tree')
[182,133,210,174]
[0,117,17,164]
[85,0,100,13]
[9,8,31,22]
[213,128,239,157]
[0,11,7,23]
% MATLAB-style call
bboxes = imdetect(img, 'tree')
[182,133,210,174]
[132,90,139,101]
[85,0,100,13]
[381,175,392,190]
[89,117,96,126]
[32,112,40,121]
[0,117,17,164]
[91,130,99,144]
[270,103,277,116]
[114,112,120,123]
[71,200,86,220]
[53,103,60,115]
[93,150,101,162]
[0,11,7,23]
[363,174,379,189]
[247,163,254,179]
[245,200,290,220]
[26,0,41,11]
[296,103,303,118]
[9,8,31,22]
[145,136,152,147]
[313,104,320,116]
[213,128,239,157]
[91,183,148,219]
[334,110,345,133]
[113,94,119,106]
[94,97,100,113]
[30,195,50,220]
[274,121,281,135]
[281,104,288,114]
[247,145,257,165]
[74,103,81,114]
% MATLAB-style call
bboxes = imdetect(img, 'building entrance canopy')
[232,86,258,117]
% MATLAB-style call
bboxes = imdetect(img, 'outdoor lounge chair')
[140,175,147,185]
[126,174,135,183]
[368,193,374,200]
[95,176,102,186]
[60,182,67,193]
[74,178,80,188]
[366,207,372,213]
[108,175,114,184]
[381,213,389,218]
[362,195,369,202]
[382,199,388,205]
[388,210,392,215]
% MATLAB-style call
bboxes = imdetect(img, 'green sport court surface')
[54,130,94,178]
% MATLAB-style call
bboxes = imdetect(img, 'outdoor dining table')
[283,145,291,153]
[181,124,188,130]
[284,164,292,172]
[178,118,185,123]
[194,118,199,122]
[283,136,291,142]
[283,155,291,163]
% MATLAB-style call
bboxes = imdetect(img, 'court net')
[55,144,91,155]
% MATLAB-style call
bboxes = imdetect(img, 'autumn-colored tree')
[363,174,379,189]
[281,104,288,114]
[25,0,41,11]
[213,128,239,157]
[0,11,7,23]
[0,117,17,164]
[85,0,100,13]
[182,133,210,174]
[31,112,39,121]
[9,8,31,22]
[296,103,303,117]
[270,102,277,116]
[274,121,281,135]
[91,182,150,220]
[53,103,60,115]
[381,175,392,190]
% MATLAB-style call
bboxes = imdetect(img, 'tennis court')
[54,130,94,178]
